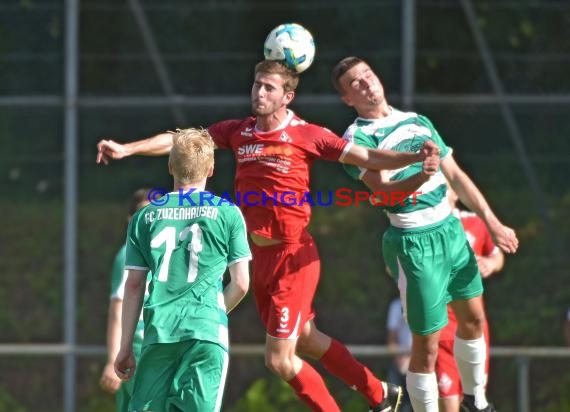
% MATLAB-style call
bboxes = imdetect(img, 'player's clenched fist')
[422,154,440,176]
[421,140,440,158]
[99,362,121,393]
[114,348,136,381]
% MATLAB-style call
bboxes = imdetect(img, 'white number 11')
[150,224,203,283]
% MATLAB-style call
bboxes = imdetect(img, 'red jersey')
[457,210,498,257]
[208,111,351,242]
[443,210,498,340]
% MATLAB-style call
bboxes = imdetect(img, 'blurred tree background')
[0,0,569,411]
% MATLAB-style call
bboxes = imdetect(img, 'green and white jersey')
[110,244,149,345]
[125,191,251,351]
[342,108,452,230]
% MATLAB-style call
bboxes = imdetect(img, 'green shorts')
[383,215,483,335]
[116,379,134,412]
[130,340,229,412]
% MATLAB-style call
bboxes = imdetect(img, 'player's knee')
[424,343,439,367]
[411,336,439,369]
[419,336,439,358]
[265,352,293,377]
[460,313,486,337]
[472,314,486,332]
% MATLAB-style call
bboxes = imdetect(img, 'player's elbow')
[235,274,250,297]
[229,261,250,295]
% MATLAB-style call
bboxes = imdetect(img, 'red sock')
[319,338,384,406]
[287,361,341,412]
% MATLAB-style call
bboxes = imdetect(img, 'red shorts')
[436,308,490,398]
[251,236,320,339]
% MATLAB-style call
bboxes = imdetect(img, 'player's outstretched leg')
[298,322,402,411]
[266,335,341,412]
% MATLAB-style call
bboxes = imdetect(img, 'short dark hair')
[331,56,365,93]
[254,60,300,92]
[129,188,151,216]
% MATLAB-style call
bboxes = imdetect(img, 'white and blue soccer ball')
[263,23,316,74]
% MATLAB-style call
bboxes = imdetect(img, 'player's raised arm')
[342,140,439,171]
[442,154,518,254]
[96,132,174,164]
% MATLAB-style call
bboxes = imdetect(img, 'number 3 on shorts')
[280,307,289,323]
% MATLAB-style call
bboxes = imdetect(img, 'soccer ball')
[263,23,315,74]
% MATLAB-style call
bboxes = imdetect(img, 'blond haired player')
[114,128,251,411]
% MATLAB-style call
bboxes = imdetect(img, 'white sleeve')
[111,269,129,300]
